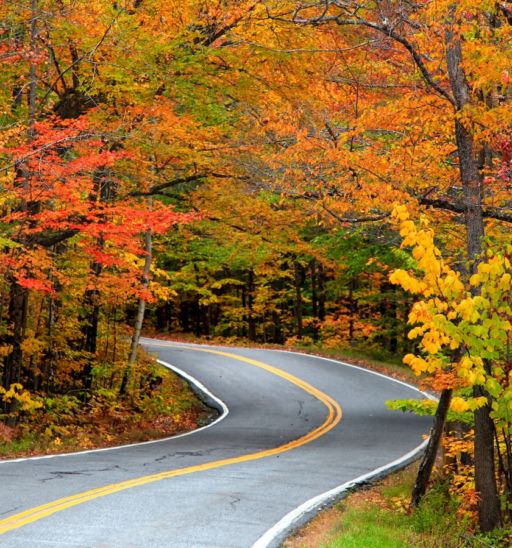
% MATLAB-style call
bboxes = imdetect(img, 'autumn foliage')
[0,0,511,534]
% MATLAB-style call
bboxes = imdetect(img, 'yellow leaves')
[0,344,13,357]
[391,206,512,398]
[456,298,477,322]
[499,272,511,291]
[403,353,429,375]
[21,334,46,359]
[391,204,409,223]
[0,384,43,413]
[409,300,433,324]
[389,269,426,295]
[451,397,469,413]
[403,353,444,375]
[451,396,487,414]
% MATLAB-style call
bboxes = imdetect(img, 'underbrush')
[285,467,512,548]
[0,351,213,459]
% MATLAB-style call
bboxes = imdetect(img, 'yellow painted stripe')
[0,346,342,535]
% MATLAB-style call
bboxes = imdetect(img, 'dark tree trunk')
[311,260,318,319]
[348,277,357,342]
[180,301,190,332]
[3,282,28,424]
[410,389,453,508]
[294,261,303,339]
[318,262,326,321]
[388,291,398,354]
[446,23,501,531]
[81,251,102,391]
[247,269,256,341]
[193,297,201,337]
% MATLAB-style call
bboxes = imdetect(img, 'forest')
[1,0,512,537]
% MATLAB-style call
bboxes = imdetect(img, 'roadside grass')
[284,466,473,548]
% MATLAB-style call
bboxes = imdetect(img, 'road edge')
[0,358,228,464]
[252,350,436,548]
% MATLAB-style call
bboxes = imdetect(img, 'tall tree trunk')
[82,259,102,390]
[318,262,326,321]
[348,277,357,343]
[445,21,501,531]
[120,221,152,395]
[3,0,38,423]
[294,261,303,339]
[4,282,28,425]
[247,269,256,341]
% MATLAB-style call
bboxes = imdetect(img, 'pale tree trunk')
[120,202,153,395]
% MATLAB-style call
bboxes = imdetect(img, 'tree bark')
[445,21,501,531]
[410,389,452,508]
[294,261,303,338]
[247,269,257,341]
[120,221,152,395]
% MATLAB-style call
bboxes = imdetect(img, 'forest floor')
[0,349,215,460]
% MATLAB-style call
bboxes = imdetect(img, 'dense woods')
[1,0,511,534]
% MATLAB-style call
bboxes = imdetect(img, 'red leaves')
[16,276,55,294]
[1,114,192,302]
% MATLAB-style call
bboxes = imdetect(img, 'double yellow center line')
[0,346,342,535]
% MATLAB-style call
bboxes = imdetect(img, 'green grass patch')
[285,467,474,548]
[325,482,466,548]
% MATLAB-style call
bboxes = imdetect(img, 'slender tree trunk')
[410,389,453,508]
[43,293,56,392]
[82,260,101,390]
[348,277,357,342]
[318,262,326,321]
[294,261,303,339]
[120,221,152,395]
[3,0,38,422]
[247,269,256,341]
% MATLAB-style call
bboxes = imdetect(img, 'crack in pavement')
[144,448,219,466]
[0,506,21,517]
[40,466,123,482]
[228,495,241,510]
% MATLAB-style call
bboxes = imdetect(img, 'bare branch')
[322,202,390,223]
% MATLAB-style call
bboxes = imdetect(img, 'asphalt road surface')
[0,340,431,547]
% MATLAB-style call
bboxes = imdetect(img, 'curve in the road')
[0,359,229,466]
[0,347,342,536]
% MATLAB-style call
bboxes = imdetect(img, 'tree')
[260,0,511,530]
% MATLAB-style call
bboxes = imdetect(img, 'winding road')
[0,340,432,547]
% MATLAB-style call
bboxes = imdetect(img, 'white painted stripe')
[0,359,228,464]
[275,348,438,401]
[144,339,437,400]
[152,342,439,410]
[252,438,429,548]
[141,340,435,548]
[250,349,435,547]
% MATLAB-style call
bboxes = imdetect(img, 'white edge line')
[138,339,439,548]
[251,348,437,548]
[1,336,437,544]
[251,438,429,548]
[0,358,228,465]
[144,340,437,400]
[276,348,438,401]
